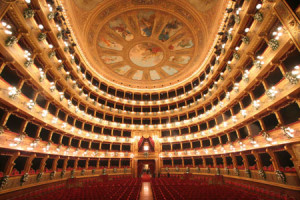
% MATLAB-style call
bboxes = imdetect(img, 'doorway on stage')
[138,160,155,181]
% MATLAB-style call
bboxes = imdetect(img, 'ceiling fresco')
[96,10,195,82]
[62,0,228,90]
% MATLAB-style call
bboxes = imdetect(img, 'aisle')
[141,173,151,182]
[139,182,153,200]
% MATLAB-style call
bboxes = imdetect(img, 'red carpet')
[141,174,151,182]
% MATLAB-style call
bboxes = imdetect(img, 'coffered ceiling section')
[62,0,227,90]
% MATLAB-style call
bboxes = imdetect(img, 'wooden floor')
[139,182,153,200]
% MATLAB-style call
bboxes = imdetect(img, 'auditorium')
[0,0,299,199]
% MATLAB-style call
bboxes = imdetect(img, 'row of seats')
[151,177,297,200]
[224,180,297,200]
[9,177,141,200]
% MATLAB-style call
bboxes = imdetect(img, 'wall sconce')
[253,100,260,110]
[39,68,45,82]
[281,126,295,139]
[8,87,20,99]
[285,65,299,84]
[254,56,264,69]
[261,131,272,142]
[41,110,48,118]
[241,110,247,118]
[26,100,35,110]
[266,86,278,99]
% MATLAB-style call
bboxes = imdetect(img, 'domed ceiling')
[61,0,228,91]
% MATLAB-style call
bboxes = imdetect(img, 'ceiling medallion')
[129,42,164,68]
[97,10,195,82]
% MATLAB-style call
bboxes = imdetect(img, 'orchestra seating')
[151,177,297,200]
[8,177,141,200]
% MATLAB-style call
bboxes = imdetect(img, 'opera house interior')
[0,0,299,199]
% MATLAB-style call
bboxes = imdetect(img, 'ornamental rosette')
[50,171,56,180]
[144,152,149,158]
[23,8,35,19]
[285,72,299,84]
[245,169,251,178]
[48,12,55,20]
[38,33,47,41]
[268,39,279,51]
[207,167,210,173]
[0,175,9,189]
[61,170,66,178]
[24,59,33,68]
[48,51,56,58]
[234,168,239,176]
[216,168,220,175]
[81,169,85,175]
[20,173,29,185]
[233,52,240,60]
[275,170,286,183]
[254,12,263,22]
[57,32,62,39]
[234,15,240,24]
[254,60,262,69]
[225,167,230,175]
[0,126,4,135]
[186,167,190,173]
[5,36,18,47]
[258,169,266,179]
[242,36,250,44]
[102,168,107,175]
[37,172,43,182]
[226,65,232,72]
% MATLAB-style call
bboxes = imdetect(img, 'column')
[230,154,237,169]
[0,111,11,127]
[62,157,69,171]
[203,157,207,168]
[252,150,263,170]
[226,133,231,142]
[285,144,300,177]
[96,158,100,169]
[68,137,73,146]
[35,126,42,138]
[4,151,20,176]
[85,158,89,169]
[108,158,111,168]
[19,120,28,134]
[74,158,79,170]
[192,157,195,168]
[212,156,217,168]
[39,155,49,173]
[240,152,249,169]
[266,149,279,171]
[24,153,36,173]
[58,134,63,144]
[47,131,54,142]
[52,156,60,172]
[221,155,227,168]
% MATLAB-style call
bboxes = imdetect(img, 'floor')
[139,182,153,200]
